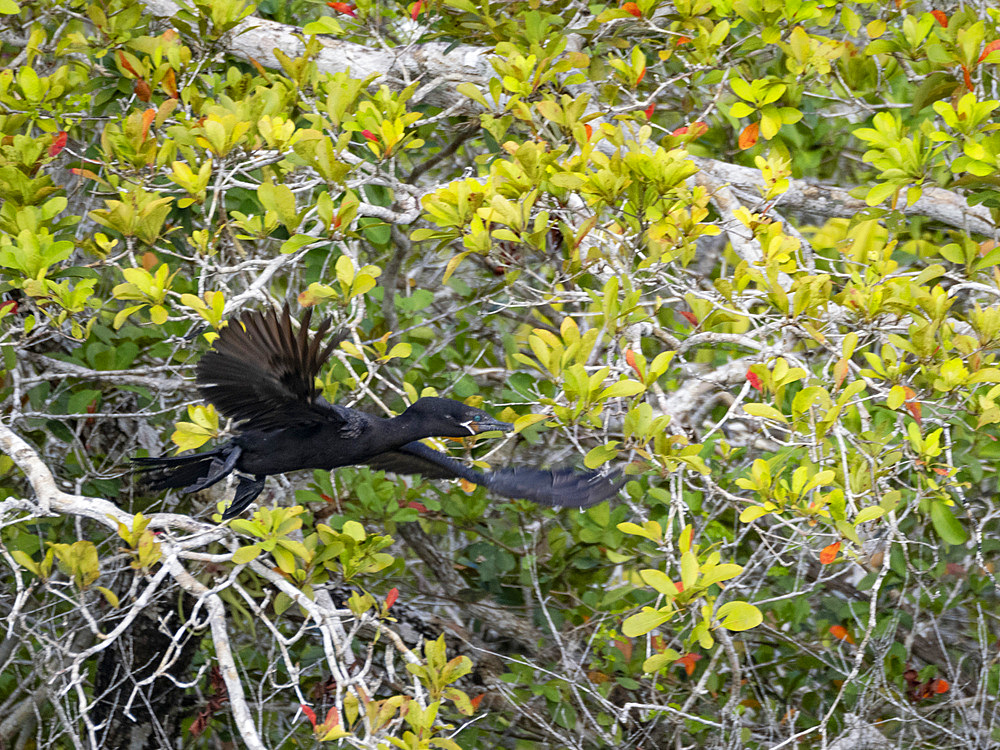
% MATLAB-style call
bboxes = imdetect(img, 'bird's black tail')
[132,444,240,494]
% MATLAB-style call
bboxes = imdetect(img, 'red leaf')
[0,300,17,316]
[833,357,849,389]
[117,51,140,77]
[636,66,646,85]
[902,386,922,424]
[621,2,641,17]
[326,1,356,16]
[163,68,178,98]
[134,79,151,102]
[676,653,702,676]
[583,124,593,139]
[48,131,67,157]
[931,678,949,694]
[624,349,642,380]
[820,541,840,565]
[979,39,1000,63]
[829,625,855,644]
[930,9,948,27]
[411,0,423,19]
[140,109,156,141]
[672,120,709,137]
[405,501,428,512]
[676,35,691,44]
[385,587,399,610]
[962,65,973,92]
[301,704,317,728]
[746,369,763,392]
[324,706,340,726]
[738,121,759,150]
[613,638,633,661]
[679,310,698,326]
[643,102,655,119]
[470,693,486,710]
[361,129,378,142]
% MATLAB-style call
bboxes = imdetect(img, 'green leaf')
[715,601,763,631]
[642,649,681,673]
[743,404,788,423]
[585,442,619,468]
[739,506,769,523]
[232,545,262,564]
[853,507,884,525]
[622,607,672,637]
[599,380,646,399]
[639,568,679,597]
[930,501,967,545]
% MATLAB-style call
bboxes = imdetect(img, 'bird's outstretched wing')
[365,441,624,508]
[196,303,345,431]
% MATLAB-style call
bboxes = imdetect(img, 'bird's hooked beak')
[463,416,514,435]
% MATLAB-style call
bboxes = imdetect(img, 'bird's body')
[134,305,623,520]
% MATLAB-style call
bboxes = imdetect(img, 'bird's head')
[404,397,513,437]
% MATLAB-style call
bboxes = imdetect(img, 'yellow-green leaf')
[715,601,763,631]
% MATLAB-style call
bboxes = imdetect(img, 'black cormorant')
[134,305,623,520]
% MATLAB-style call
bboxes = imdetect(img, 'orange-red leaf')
[903,386,922,424]
[327,1,356,15]
[621,2,641,17]
[747,369,763,392]
[134,79,151,102]
[636,66,646,85]
[163,68,178,98]
[385,587,399,610]
[833,357,849,389]
[613,638,633,661]
[979,39,1000,63]
[829,625,855,644]
[140,109,156,141]
[676,653,701,676]
[739,122,759,150]
[411,0,423,19]
[931,678,949,694]
[301,704,317,728]
[930,9,948,26]
[679,310,698,326]
[624,349,643,380]
[48,131,67,157]
[118,51,140,77]
[820,541,840,564]
[361,129,378,142]
[644,102,655,119]
[962,65,973,92]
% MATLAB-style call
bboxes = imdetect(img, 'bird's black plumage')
[134,305,623,520]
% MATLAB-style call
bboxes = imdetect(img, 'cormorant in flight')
[134,305,623,520]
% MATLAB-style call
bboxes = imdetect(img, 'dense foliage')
[1,0,999,747]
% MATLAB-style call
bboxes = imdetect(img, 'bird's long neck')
[377,410,438,448]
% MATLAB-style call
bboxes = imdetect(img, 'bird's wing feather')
[196,303,345,430]
[365,441,623,508]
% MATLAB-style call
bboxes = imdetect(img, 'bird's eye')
[473,415,482,422]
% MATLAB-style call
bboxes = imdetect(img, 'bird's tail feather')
[132,445,236,493]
